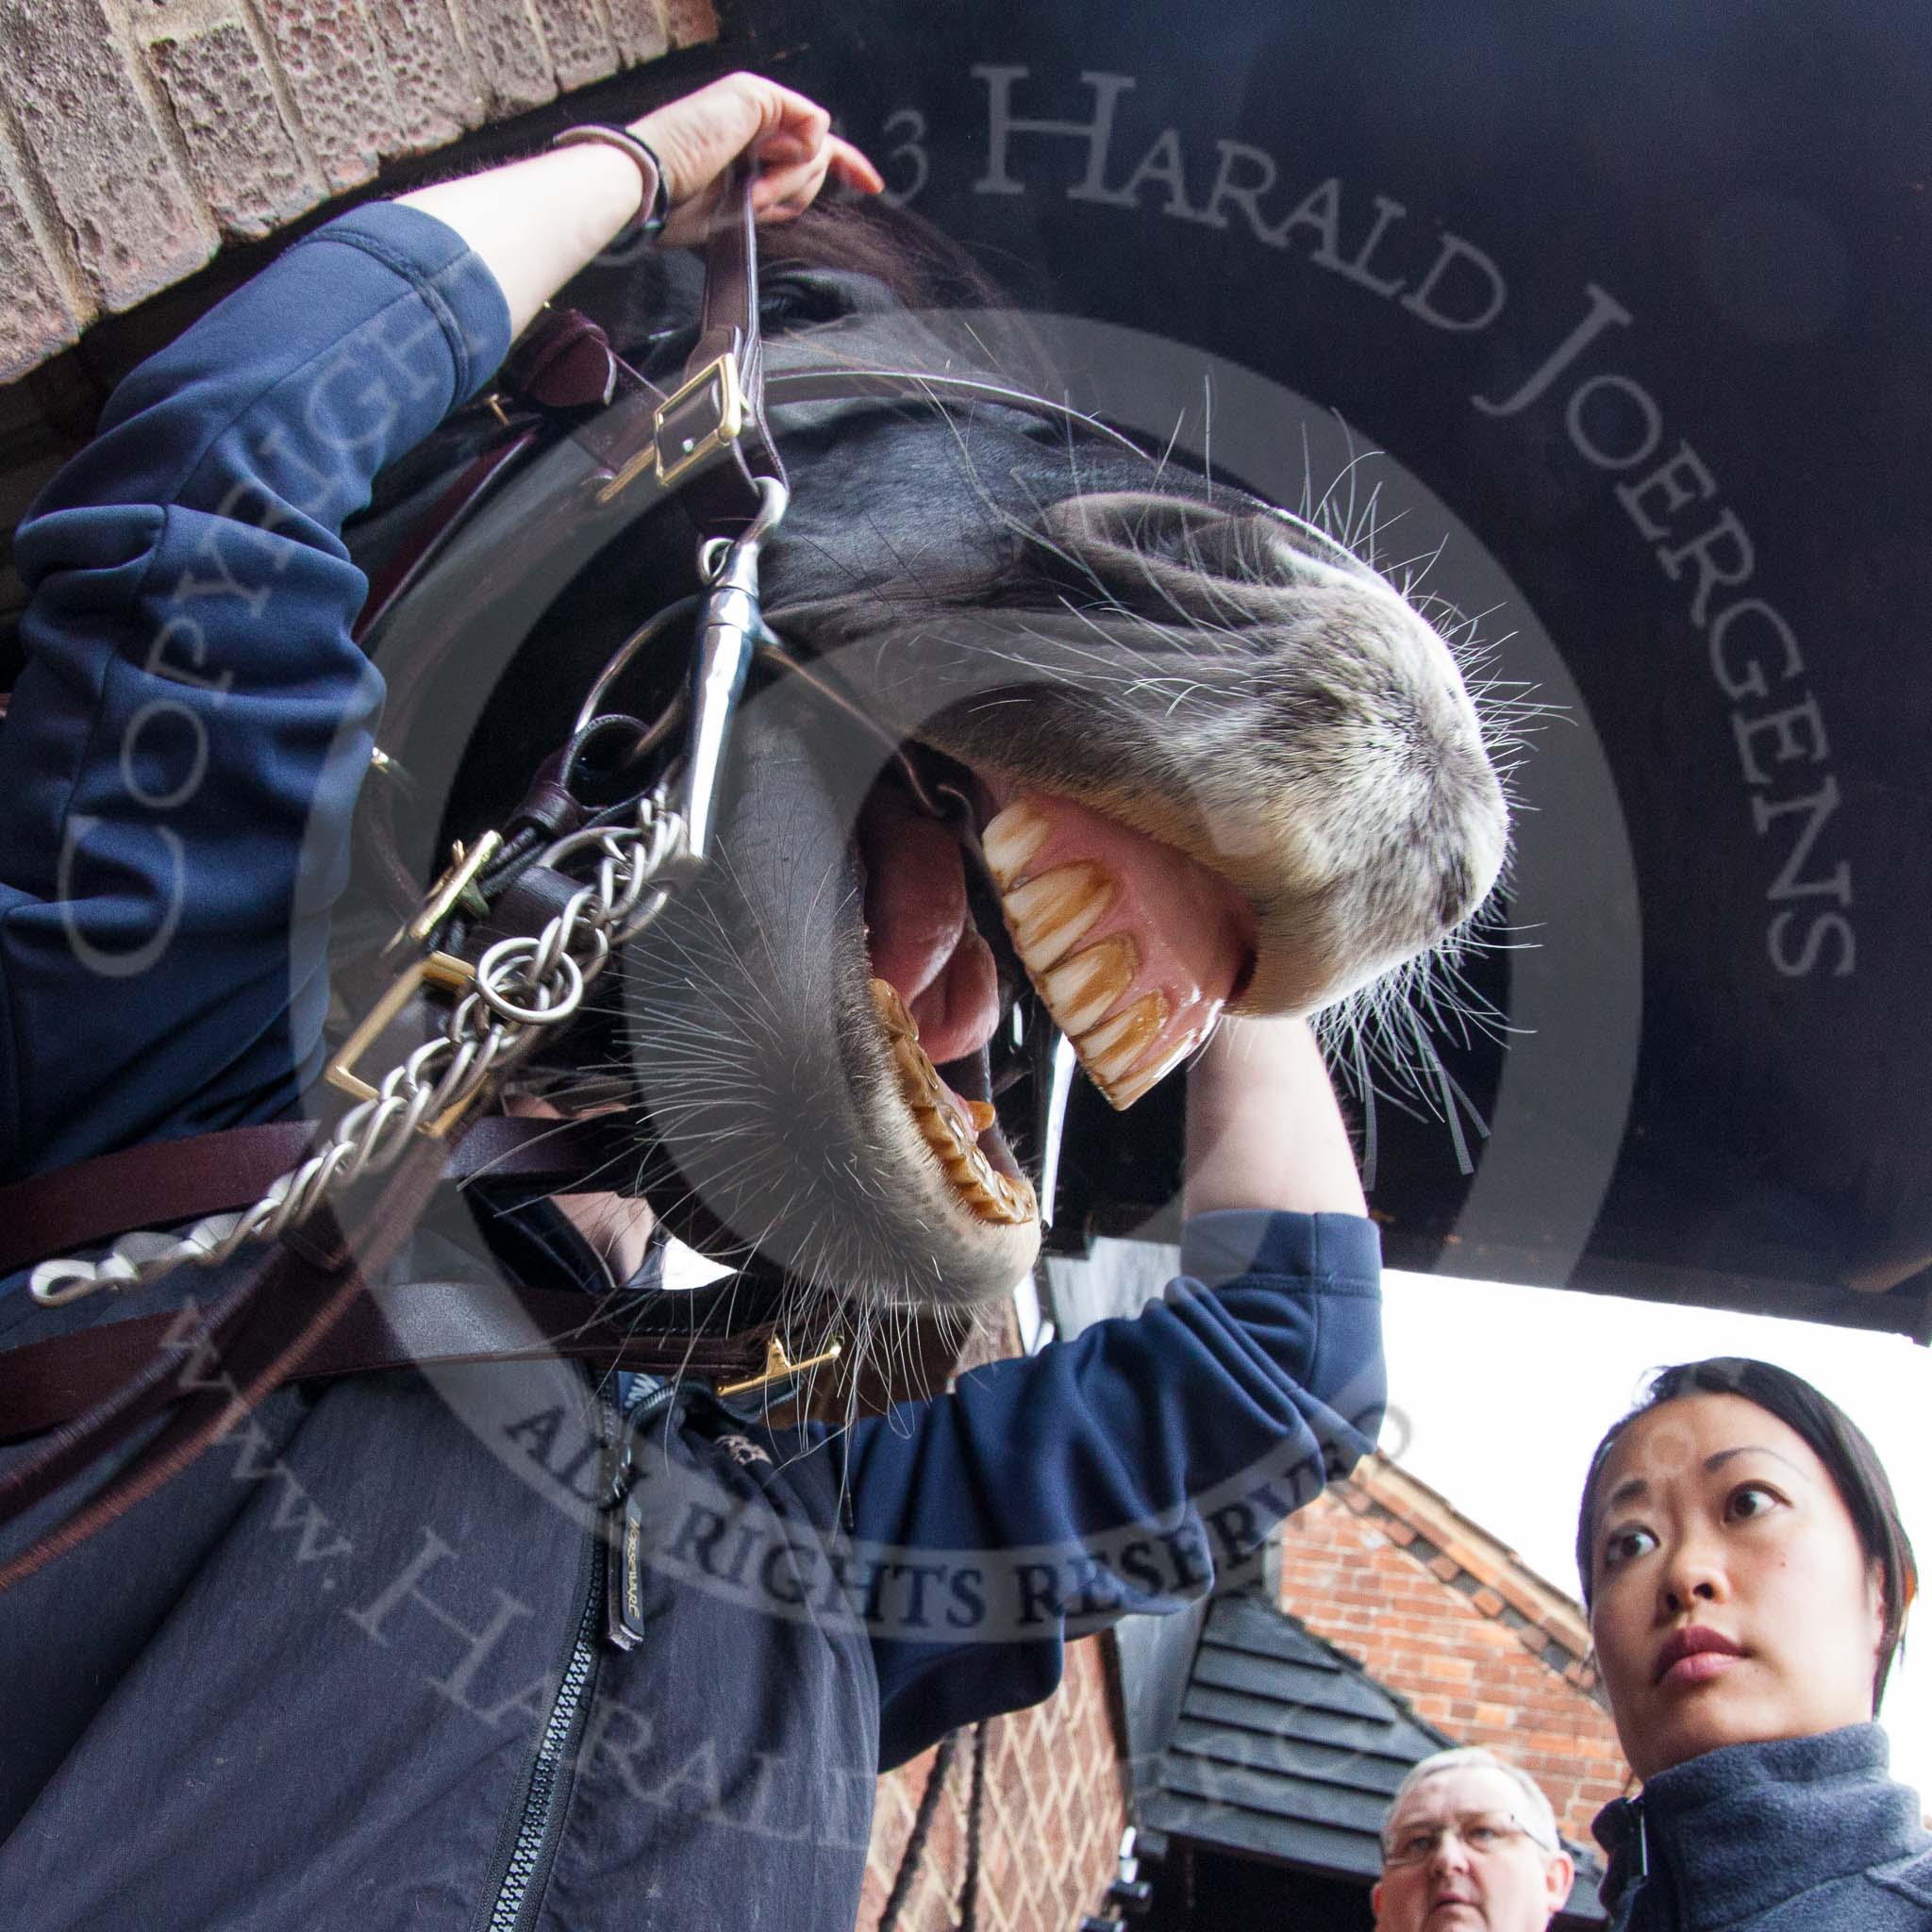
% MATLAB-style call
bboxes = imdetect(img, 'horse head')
[367,225,1509,1319]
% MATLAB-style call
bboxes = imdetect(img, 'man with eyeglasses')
[1373,1747,1576,1932]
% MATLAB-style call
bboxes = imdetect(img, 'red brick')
[659,0,716,47]
[148,22,321,242]
[369,0,486,146]
[1280,1489,1629,1848]
[602,0,669,66]
[0,147,80,379]
[461,0,558,112]
[0,0,211,309]
[529,0,616,89]
[258,0,402,191]
[859,1604,1121,1929]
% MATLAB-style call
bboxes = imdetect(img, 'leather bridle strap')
[0,1277,774,1445]
[0,1114,651,1281]
[0,1132,449,1591]
[677,158,786,535]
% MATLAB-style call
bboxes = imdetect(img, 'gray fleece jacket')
[1594,1724,1932,1929]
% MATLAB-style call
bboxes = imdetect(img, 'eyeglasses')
[1379,1810,1554,1868]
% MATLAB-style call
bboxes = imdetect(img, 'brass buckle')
[391,832,502,955]
[716,1333,843,1400]
[325,950,478,1137]
[653,352,744,490]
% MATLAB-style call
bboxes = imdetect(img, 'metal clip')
[325,951,478,1136]
[716,1333,843,1400]
[667,477,789,880]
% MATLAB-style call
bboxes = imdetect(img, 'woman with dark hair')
[1576,1357,1932,1928]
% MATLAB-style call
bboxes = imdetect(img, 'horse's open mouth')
[856,762,1259,1230]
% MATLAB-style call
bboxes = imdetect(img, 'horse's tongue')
[858,788,1002,1066]
[983,791,1255,1108]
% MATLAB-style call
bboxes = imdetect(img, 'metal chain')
[30,796,685,1308]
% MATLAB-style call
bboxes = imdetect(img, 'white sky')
[1378,1268,1932,1799]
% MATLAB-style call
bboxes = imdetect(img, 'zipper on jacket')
[485,1381,619,1932]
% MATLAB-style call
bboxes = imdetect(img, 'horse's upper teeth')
[1003,862,1113,973]
[986,795,1227,1111]
[1105,1019,1209,1110]
[1080,991,1169,1087]
[1040,935,1139,1035]
[981,800,1053,889]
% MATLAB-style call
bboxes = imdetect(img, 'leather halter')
[0,175,1148,1585]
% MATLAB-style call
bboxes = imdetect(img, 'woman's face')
[1588,1391,1884,1781]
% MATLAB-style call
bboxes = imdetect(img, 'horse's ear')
[1035,491,1362,625]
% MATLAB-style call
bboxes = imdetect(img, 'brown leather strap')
[351,427,541,651]
[0,1121,321,1279]
[0,1277,773,1446]
[678,160,786,536]
[0,1114,648,1281]
[0,1133,451,1591]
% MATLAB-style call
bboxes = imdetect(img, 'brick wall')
[1276,1477,1632,1847]
[858,1638,1127,1932]
[850,1304,1129,1932]
[0,0,717,381]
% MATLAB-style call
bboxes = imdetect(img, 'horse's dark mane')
[758,196,1011,315]
[558,192,1052,396]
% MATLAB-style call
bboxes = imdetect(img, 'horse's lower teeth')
[870,979,1037,1227]
[873,980,920,1041]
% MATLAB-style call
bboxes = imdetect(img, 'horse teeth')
[891,1034,935,1089]
[981,800,1053,890]
[1106,1019,1208,1110]
[870,978,919,1040]
[1079,992,1170,1102]
[1003,863,1113,973]
[874,988,1037,1225]
[1040,935,1139,1036]
[965,1167,1035,1225]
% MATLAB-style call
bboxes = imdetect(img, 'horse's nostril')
[1226,947,1257,1006]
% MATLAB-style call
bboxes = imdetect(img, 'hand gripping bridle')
[0,169,1152,1588]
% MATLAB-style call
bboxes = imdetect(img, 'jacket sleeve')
[0,206,511,1180]
[820,1208,1385,1770]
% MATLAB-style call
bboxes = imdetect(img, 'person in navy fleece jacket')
[1579,1358,1931,1929]
[0,74,1385,1931]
